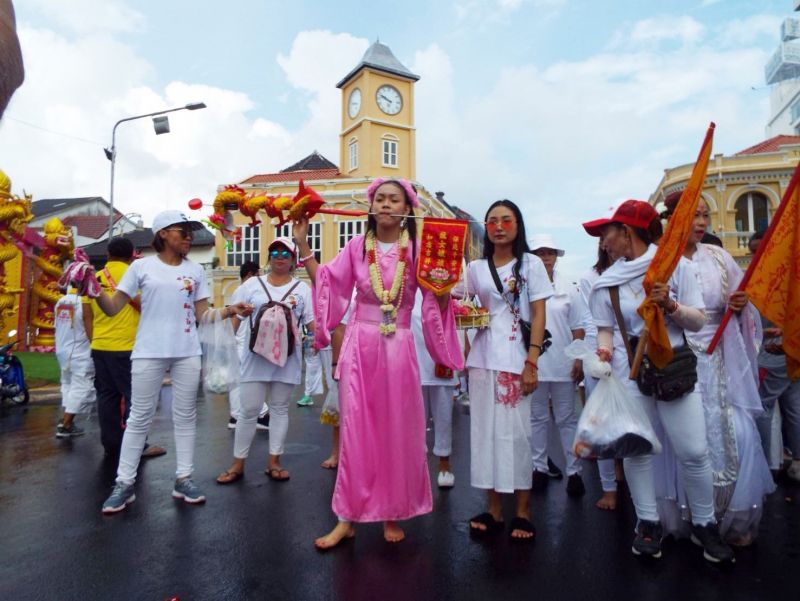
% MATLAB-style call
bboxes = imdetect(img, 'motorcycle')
[0,330,29,405]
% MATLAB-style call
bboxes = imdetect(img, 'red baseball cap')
[582,200,659,237]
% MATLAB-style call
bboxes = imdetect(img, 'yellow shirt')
[83,261,140,351]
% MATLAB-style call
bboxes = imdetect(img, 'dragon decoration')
[189,179,363,247]
[29,218,73,350]
[0,169,33,334]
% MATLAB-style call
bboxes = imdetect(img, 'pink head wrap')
[366,178,420,208]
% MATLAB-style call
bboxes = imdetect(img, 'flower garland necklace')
[366,228,409,335]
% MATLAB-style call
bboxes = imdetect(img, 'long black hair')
[483,199,529,299]
[363,179,418,262]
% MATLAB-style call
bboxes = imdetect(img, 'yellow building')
[212,41,482,305]
[649,134,800,267]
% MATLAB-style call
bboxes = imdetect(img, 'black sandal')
[509,516,536,541]
[469,512,504,535]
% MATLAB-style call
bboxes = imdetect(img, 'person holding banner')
[584,200,734,563]
[459,200,552,541]
[293,178,463,549]
[658,194,774,545]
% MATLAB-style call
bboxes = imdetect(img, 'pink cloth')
[314,235,463,522]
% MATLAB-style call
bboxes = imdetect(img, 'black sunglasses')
[165,226,193,239]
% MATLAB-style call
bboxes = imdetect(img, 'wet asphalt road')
[0,390,798,601]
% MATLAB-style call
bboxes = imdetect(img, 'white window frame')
[382,137,398,168]
[734,192,770,233]
[348,138,358,171]
[338,219,366,251]
[277,222,321,262]
[226,224,260,267]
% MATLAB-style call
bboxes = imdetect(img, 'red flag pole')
[706,160,800,354]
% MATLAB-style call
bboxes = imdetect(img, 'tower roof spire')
[337,40,419,88]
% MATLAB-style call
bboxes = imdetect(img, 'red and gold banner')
[417,217,469,295]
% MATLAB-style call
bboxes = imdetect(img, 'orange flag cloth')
[745,168,800,379]
[638,122,715,369]
[417,218,469,295]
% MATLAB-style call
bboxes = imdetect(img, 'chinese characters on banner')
[416,218,469,295]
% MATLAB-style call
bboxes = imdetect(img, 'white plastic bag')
[565,340,662,459]
[199,310,240,395]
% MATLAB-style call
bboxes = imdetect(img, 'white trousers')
[234,381,294,457]
[116,356,201,485]
[585,375,617,492]
[228,385,267,419]
[59,357,96,415]
[531,380,581,476]
[304,350,324,396]
[422,384,454,457]
[623,383,714,525]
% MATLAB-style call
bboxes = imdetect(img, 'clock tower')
[337,41,419,180]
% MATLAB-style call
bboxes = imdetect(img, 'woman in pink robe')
[293,178,464,549]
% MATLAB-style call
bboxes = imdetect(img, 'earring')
[401,217,408,230]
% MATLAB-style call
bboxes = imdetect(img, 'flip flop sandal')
[469,512,504,535]
[216,470,244,485]
[508,517,536,542]
[266,467,290,481]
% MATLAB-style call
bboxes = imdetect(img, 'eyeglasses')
[269,249,293,259]
[486,217,516,230]
[165,226,193,239]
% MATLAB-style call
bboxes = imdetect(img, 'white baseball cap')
[268,236,297,255]
[151,210,204,234]
[528,233,565,257]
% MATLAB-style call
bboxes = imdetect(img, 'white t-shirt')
[590,249,704,377]
[54,293,91,364]
[411,289,458,386]
[117,256,210,359]
[464,254,553,374]
[538,271,587,381]
[233,276,314,385]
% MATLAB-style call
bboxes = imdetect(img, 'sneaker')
[227,417,237,430]
[531,470,549,492]
[172,477,206,504]
[632,520,663,559]
[690,522,735,563]
[787,460,800,482]
[566,473,586,496]
[296,395,314,407]
[102,482,136,514]
[56,422,85,438]
[256,414,270,431]
[546,458,564,479]
[437,471,455,488]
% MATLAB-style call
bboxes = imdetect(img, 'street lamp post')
[104,102,206,236]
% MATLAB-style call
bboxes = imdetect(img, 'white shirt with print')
[233,276,314,385]
[54,293,91,364]
[117,256,210,359]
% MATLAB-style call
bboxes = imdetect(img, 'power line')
[4,115,105,146]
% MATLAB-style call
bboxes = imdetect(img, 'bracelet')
[666,300,679,315]
[529,343,544,352]
[299,252,315,262]
[331,362,338,366]
[525,359,538,370]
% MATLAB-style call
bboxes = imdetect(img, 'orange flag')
[638,122,715,369]
[744,166,800,379]
[417,217,469,295]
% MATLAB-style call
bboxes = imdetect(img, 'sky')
[0,0,793,278]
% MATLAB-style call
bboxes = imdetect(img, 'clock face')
[376,84,402,115]
[348,88,361,118]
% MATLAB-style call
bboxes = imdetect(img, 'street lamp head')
[185,102,206,110]
[152,115,170,135]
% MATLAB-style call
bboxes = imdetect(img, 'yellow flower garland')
[365,229,409,335]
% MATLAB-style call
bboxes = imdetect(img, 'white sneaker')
[437,471,455,488]
[788,460,800,482]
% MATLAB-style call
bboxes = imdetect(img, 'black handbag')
[609,286,698,402]
[487,257,550,353]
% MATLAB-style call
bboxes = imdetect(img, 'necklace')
[366,229,409,335]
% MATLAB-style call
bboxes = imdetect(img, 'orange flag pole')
[631,122,715,379]
[706,160,800,355]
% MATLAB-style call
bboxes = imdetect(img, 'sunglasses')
[269,249,293,259]
[165,226,193,239]
[485,217,516,230]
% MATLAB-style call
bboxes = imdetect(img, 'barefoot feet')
[383,521,405,543]
[595,491,618,511]
[321,455,338,469]
[314,522,355,550]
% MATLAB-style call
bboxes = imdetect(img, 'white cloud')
[23,0,146,35]
[609,16,706,49]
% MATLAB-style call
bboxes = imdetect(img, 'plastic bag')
[199,310,240,395]
[565,340,662,459]
[320,379,340,426]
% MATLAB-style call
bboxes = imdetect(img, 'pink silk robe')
[314,235,464,522]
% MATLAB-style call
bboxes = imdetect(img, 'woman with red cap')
[583,200,734,564]
[656,193,774,545]
[293,178,463,549]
